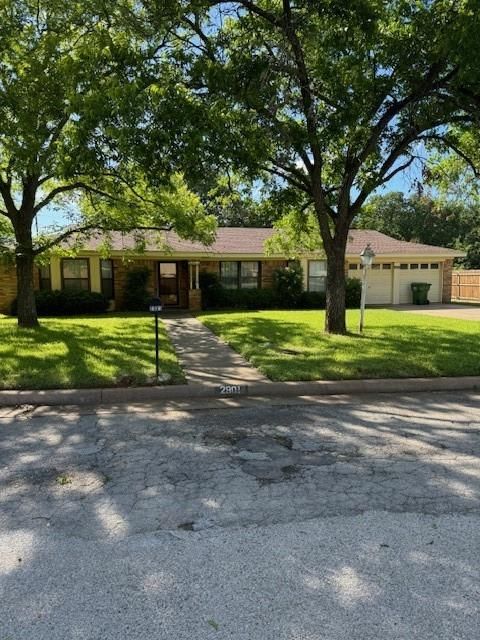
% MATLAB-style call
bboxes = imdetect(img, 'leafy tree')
[0,1,215,327]
[177,0,480,333]
[355,191,480,268]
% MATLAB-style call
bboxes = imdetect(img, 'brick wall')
[0,262,40,315]
[112,259,157,310]
[0,262,17,314]
[442,259,453,303]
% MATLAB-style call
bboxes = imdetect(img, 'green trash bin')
[411,282,431,305]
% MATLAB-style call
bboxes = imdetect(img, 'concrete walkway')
[162,313,268,385]
[394,303,480,321]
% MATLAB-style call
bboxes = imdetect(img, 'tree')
[178,0,480,333]
[0,1,215,327]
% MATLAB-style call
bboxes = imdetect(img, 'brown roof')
[78,227,463,257]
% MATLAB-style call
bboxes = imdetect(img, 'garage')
[348,263,393,304]
[398,263,442,304]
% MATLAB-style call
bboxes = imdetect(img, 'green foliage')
[355,192,480,268]
[272,263,304,308]
[345,278,362,308]
[265,211,323,258]
[200,273,278,310]
[124,266,151,311]
[11,289,109,316]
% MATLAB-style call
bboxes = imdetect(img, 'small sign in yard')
[149,297,163,381]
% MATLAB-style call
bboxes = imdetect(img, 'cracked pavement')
[1,391,480,639]
[1,391,479,538]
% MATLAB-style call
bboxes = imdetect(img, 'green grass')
[197,309,480,381]
[0,313,184,389]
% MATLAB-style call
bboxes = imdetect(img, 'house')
[0,228,464,314]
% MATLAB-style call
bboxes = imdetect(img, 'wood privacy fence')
[452,270,480,302]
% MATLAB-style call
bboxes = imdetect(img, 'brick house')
[0,227,464,314]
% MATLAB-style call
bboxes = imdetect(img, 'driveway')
[1,392,479,639]
[394,303,480,320]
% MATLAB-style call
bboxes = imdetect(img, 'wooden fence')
[452,270,480,302]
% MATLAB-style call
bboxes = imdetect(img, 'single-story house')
[0,228,464,314]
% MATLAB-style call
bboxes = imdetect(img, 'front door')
[158,262,179,306]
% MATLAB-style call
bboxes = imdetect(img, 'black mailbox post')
[149,297,163,381]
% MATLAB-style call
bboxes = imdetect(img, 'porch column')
[188,261,202,311]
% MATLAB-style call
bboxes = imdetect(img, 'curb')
[0,376,479,407]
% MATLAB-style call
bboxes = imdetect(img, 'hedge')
[11,289,109,316]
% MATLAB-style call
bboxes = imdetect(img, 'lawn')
[197,309,480,381]
[0,313,185,389]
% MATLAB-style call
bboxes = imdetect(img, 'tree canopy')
[164,0,480,331]
[0,0,215,325]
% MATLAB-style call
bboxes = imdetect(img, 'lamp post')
[359,243,375,333]
[149,297,163,381]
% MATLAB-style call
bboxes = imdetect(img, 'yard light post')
[359,243,375,333]
[149,297,163,381]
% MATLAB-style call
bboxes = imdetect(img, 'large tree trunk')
[324,244,347,334]
[15,225,38,328]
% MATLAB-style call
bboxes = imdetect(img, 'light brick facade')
[0,262,39,314]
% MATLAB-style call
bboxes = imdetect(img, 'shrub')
[124,266,151,311]
[200,272,278,309]
[11,289,109,316]
[345,277,362,308]
[298,291,326,309]
[272,262,303,307]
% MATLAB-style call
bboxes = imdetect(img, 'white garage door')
[398,263,442,303]
[347,263,393,304]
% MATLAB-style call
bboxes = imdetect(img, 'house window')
[241,262,260,289]
[410,263,419,270]
[371,264,381,270]
[62,258,90,291]
[430,263,439,269]
[420,263,429,269]
[101,259,114,300]
[400,264,408,270]
[220,262,260,289]
[382,263,391,269]
[38,264,51,291]
[308,260,327,292]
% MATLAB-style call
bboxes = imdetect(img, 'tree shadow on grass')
[0,315,184,389]
[202,313,480,381]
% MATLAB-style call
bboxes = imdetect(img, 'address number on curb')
[218,384,247,395]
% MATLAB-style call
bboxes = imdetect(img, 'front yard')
[198,309,480,381]
[0,313,184,389]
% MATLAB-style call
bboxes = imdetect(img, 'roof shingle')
[78,227,463,257]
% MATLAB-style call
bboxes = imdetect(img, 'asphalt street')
[1,391,479,639]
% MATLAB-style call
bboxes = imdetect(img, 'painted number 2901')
[218,384,244,395]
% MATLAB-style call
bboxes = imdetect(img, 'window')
[62,258,90,291]
[371,264,381,270]
[348,263,358,270]
[410,263,419,270]
[420,263,429,269]
[220,262,260,289]
[382,263,391,270]
[101,259,114,300]
[431,263,439,269]
[38,264,51,291]
[241,262,260,289]
[400,264,408,270]
[220,262,239,289]
[308,260,327,292]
